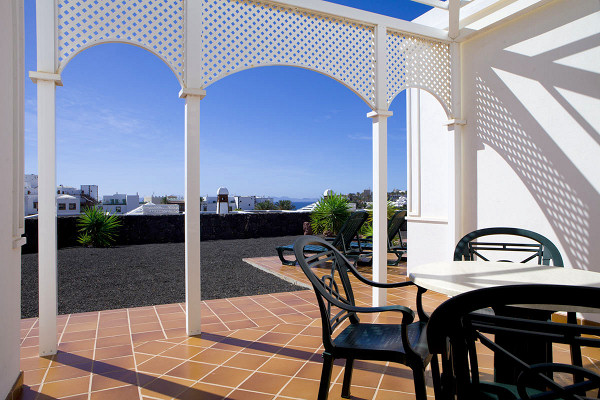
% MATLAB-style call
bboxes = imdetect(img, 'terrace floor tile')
[20,256,598,399]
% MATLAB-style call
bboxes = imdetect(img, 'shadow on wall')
[474,75,594,270]
[470,6,600,271]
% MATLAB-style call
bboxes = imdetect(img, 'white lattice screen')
[386,30,451,113]
[57,0,185,82]
[200,0,376,106]
[54,0,452,112]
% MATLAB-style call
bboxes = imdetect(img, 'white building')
[143,195,163,204]
[56,194,79,216]
[24,176,98,216]
[81,185,98,202]
[126,202,179,215]
[100,193,140,215]
[233,195,274,211]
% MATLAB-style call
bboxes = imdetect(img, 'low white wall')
[406,88,450,273]
[0,0,24,396]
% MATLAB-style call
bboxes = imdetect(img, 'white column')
[370,24,392,306]
[446,42,465,256]
[32,0,59,357]
[37,79,57,356]
[180,88,205,336]
[368,110,393,307]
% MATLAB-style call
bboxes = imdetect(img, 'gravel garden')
[21,236,305,318]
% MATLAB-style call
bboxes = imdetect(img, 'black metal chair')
[453,227,563,266]
[451,227,582,385]
[427,284,600,400]
[276,210,368,266]
[294,235,432,400]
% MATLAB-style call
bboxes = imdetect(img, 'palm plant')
[310,193,351,236]
[77,207,121,247]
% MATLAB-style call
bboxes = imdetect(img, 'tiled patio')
[19,257,600,399]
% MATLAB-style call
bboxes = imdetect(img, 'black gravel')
[21,236,307,318]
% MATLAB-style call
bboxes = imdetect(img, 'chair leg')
[276,246,297,266]
[319,352,334,400]
[413,367,428,400]
[341,358,354,398]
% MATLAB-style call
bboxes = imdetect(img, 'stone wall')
[22,212,311,254]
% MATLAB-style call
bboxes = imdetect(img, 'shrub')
[276,200,295,210]
[361,201,398,236]
[77,207,121,247]
[310,193,351,236]
[255,200,277,210]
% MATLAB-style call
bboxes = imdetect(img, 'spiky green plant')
[77,207,121,247]
[310,193,351,236]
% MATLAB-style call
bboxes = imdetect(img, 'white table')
[409,261,600,311]
[410,260,600,384]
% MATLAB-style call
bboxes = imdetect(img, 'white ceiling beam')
[410,0,449,10]
[448,0,461,39]
[266,0,451,41]
[456,0,556,41]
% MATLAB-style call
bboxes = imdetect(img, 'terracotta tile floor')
[19,256,600,399]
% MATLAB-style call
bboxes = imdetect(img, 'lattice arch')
[386,29,452,115]
[199,0,376,107]
[56,0,185,84]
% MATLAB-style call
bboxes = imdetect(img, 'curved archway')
[58,41,184,86]
[203,63,376,109]
[198,65,375,197]
[388,85,452,119]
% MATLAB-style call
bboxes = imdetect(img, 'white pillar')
[446,42,465,256]
[368,110,393,307]
[32,0,59,357]
[37,79,57,356]
[180,88,205,336]
[369,23,392,306]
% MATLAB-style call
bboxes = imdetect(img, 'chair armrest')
[335,303,416,324]
[349,268,416,289]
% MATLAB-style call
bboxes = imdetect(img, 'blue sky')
[24,0,431,199]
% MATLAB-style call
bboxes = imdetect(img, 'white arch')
[202,63,376,109]
[388,85,452,119]
[57,41,184,86]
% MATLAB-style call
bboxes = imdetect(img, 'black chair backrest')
[330,211,368,253]
[427,284,600,400]
[387,210,407,246]
[454,227,563,266]
[294,236,360,350]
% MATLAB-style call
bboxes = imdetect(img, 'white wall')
[460,0,600,274]
[406,88,449,271]
[0,0,23,396]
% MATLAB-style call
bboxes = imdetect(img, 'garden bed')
[21,236,306,318]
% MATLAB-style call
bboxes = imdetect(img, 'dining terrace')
[2,0,599,399]
[18,258,442,400]
[18,255,600,399]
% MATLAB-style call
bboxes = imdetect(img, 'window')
[116,206,121,213]
[57,190,60,194]
[69,203,76,210]
[58,203,66,210]
[33,202,38,209]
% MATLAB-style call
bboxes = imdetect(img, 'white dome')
[217,187,229,195]
[57,194,76,200]
[323,189,333,196]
